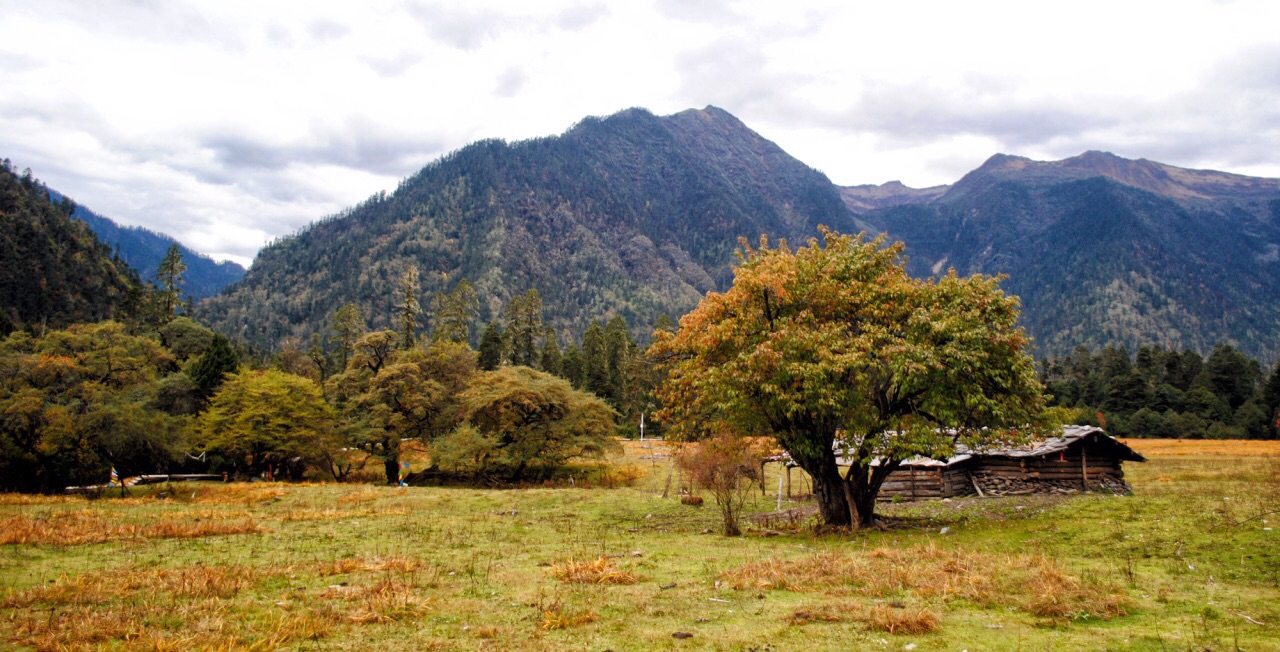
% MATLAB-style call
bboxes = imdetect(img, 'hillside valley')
[852,151,1280,362]
[46,189,246,301]
[12,106,1263,363]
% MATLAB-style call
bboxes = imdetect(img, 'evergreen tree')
[329,303,365,370]
[581,319,608,397]
[396,266,421,350]
[1264,359,1280,437]
[561,343,585,389]
[503,289,542,367]
[477,320,504,371]
[191,334,240,402]
[653,313,675,335]
[155,244,186,321]
[432,280,478,344]
[1205,343,1256,409]
[604,315,632,404]
[540,325,562,376]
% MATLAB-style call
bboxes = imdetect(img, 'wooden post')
[1081,448,1088,491]
[786,466,792,498]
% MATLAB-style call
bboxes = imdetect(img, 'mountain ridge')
[47,191,247,301]
[199,106,856,349]
[196,106,1279,362]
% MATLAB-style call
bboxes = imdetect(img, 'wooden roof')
[898,425,1146,468]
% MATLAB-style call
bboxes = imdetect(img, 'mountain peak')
[960,151,1280,202]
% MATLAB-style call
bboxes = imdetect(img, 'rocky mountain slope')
[199,107,856,349]
[62,197,246,301]
[856,151,1280,361]
[0,161,136,330]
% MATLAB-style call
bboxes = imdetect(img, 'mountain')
[0,160,136,331]
[838,180,948,212]
[199,106,858,349]
[46,190,245,301]
[855,151,1280,361]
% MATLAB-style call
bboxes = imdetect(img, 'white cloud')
[1,0,1278,265]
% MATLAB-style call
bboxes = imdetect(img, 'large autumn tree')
[326,332,476,484]
[197,369,340,479]
[652,229,1045,528]
[432,366,618,481]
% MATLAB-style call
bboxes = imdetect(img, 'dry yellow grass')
[723,545,1128,622]
[548,556,640,585]
[278,506,409,521]
[865,604,942,635]
[191,483,289,505]
[0,511,264,545]
[320,556,424,576]
[540,607,598,630]
[1,556,438,650]
[1120,438,1280,457]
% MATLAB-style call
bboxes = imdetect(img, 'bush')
[675,432,765,536]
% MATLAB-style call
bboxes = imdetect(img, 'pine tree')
[478,320,504,371]
[432,280,478,344]
[191,334,240,402]
[582,319,608,397]
[329,303,365,370]
[155,244,186,321]
[540,325,562,376]
[503,289,543,367]
[396,266,421,350]
[561,343,585,389]
[604,315,632,404]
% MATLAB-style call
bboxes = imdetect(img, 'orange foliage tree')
[652,229,1045,529]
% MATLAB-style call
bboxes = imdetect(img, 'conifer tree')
[155,244,186,321]
[191,334,239,402]
[582,319,608,397]
[561,343,585,389]
[478,320,504,371]
[604,315,632,403]
[396,266,421,350]
[503,289,542,367]
[432,280,478,344]
[540,325,562,376]
[329,303,365,370]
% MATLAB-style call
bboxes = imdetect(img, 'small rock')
[631,550,643,557]
[660,583,677,590]
[904,644,917,651]
[673,631,693,639]
[938,526,950,535]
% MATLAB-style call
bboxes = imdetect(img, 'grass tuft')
[548,556,639,584]
[541,607,598,630]
[724,545,1129,621]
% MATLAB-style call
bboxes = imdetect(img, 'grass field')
[2,439,1278,651]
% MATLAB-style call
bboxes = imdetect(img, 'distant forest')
[1041,344,1280,439]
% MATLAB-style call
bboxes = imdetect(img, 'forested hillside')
[200,106,856,350]
[48,190,246,301]
[856,152,1280,362]
[0,160,136,332]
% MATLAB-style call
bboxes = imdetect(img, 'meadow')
[1,440,1278,651]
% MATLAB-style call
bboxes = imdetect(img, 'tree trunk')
[792,450,850,526]
[384,456,400,486]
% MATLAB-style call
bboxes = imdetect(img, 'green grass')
[1,443,1278,651]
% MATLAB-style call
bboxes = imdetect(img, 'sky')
[2,0,1279,268]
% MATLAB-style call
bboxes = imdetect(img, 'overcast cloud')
[2,0,1278,266]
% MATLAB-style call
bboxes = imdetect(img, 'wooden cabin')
[877,425,1145,500]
